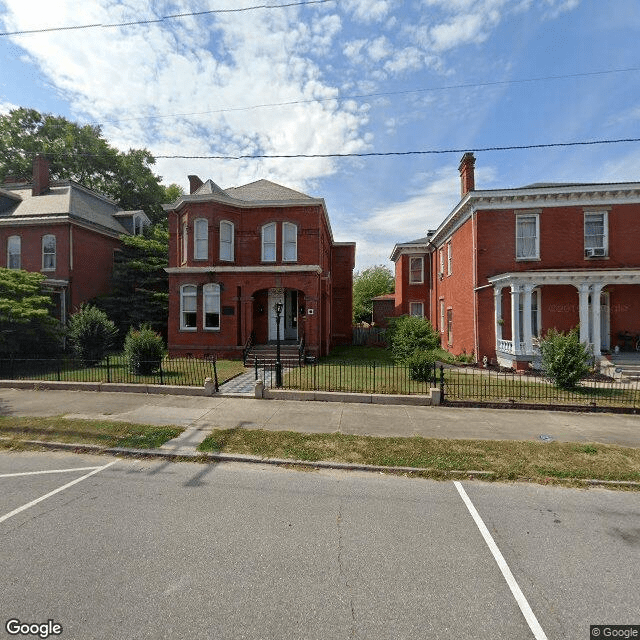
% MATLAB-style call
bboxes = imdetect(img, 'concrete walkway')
[2,388,640,452]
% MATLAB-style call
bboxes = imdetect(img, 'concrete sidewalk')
[1,387,640,450]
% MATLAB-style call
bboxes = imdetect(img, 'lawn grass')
[0,416,182,449]
[0,355,246,387]
[197,428,640,486]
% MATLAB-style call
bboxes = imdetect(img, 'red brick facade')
[164,178,355,359]
[392,154,640,368]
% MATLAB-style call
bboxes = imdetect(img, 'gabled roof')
[195,179,227,196]
[0,181,131,237]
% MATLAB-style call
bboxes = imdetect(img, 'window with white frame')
[516,213,539,260]
[439,299,445,333]
[410,302,424,317]
[194,218,208,260]
[180,284,197,330]
[262,222,276,262]
[133,214,144,236]
[439,248,444,275]
[447,241,452,275]
[42,234,56,271]
[584,211,608,257]
[447,308,453,345]
[282,222,297,262]
[203,283,221,330]
[409,257,423,284]
[219,221,234,262]
[181,221,188,264]
[7,235,20,269]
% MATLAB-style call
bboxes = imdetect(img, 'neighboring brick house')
[371,293,396,327]
[0,156,149,323]
[164,175,355,359]
[392,153,640,369]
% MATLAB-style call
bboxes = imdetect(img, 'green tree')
[67,304,118,366]
[353,264,395,324]
[540,327,591,389]
[0,107,173,223]
[92,224,170,343]
[0,268,62,356]
[387,315,440,363]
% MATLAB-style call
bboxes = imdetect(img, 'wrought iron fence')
[0,355,218,388]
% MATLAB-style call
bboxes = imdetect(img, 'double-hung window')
[409,257,423,284]
[283,222,297,262]
[203,284,221,330]
[219,221,234,262]
[181,222,188,264]
[42,234,56,271]
[584,211,608,257]
[262,223,276,262]
[516,213,539,260]
[410,302,424,317]
[447,241,452,275]
[194,219,208,260]
[440,300,445,333]
[439,249,444,276]
[180,284,197,330]
[7,235,21,269]
[447,308,453,345]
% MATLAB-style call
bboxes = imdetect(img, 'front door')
[284,289,298,340]
[268,288,285,341]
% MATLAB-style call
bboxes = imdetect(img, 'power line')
[0,0,333,37]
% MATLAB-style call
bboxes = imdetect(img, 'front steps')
[245,343,303,368]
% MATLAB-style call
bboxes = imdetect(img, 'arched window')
[7,235,21,269]
[194,218,208,260]
[282,222,297,262]
[262,222,276,262]
[203,284,221,330]
[219,221,234,262]
[42,234,56,271]
[180,284,197,330]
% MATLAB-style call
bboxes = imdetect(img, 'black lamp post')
[274,301,283,387]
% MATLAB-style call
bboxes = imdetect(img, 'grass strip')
[198,428,640,486]
[0,416,182,449]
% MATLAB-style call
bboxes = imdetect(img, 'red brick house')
[164,175,355,359]
[391,153,640,369]
[0,156,149,323]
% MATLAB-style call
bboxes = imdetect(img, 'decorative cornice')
[165,265,323,275]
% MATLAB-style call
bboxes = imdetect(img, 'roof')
[223,179,314,202]
[0,181,131,236]
[372,293,396,301]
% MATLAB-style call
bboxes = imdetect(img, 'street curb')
[3,437,640,487]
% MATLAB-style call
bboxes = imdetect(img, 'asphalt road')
[0,450,638,640]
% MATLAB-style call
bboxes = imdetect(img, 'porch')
[488,269,640,369]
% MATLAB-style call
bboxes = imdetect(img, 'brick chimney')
[188,175,203,194]
[32,155,50,196]
[458,152,475,197]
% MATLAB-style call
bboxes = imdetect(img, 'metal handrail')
[242,331,256,365]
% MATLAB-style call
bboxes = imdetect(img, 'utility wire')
[0,0,333,36]
[22,137,640,161]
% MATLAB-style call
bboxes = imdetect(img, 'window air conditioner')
[584,248,595,257]
[592,247,606,257]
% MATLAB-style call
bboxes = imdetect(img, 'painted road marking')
[0,460,118,525]
[454,481,548,640]
[0,466,103,478]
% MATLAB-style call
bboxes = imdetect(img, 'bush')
[406,350,437,382]
[67,304,118,366]
[540,327,591,389]
[124,325,164,375]
[387,315,440,363]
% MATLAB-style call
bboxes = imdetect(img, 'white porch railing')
[498,339,514,353]
[497,339,541,356]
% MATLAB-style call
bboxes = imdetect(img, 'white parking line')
[0,466,102,478]
[454,481,548,640]
[0,460,118,525]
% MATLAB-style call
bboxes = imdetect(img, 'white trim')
[409,256,424,284]
[515,213,539,260]
[409,301,424,317]
[219,220,234,262]
[282,221,297,262]
[583,209,608,257]
[447,241,452,276]
[262,222,277,262]
[166,265,323,274]
[203,283,221,331]
[193,218,208,260]
[488,268,640,286]
[42,233,56,271]
[7,234,20,269]
[180,283,198,331]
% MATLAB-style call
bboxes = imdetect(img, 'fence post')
[254,356,258,381]
[439,364,445,403]
[106,355,111,383]
[372,362,376,393]
[213,357,219,392]
[313,360,317,391]
[57,357,61,382]
[159,360,164,385]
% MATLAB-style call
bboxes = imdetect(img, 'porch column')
[493,286,503,348]
[522,283,534,355]
[590,283,604,357]
[577,282,591,346]
[510,284,522,355]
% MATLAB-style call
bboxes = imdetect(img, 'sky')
[1,0,639,271]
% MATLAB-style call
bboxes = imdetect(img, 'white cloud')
[0,100,19,114]
[1,1,369,191]
[367,36,392,62]
[342,0,393,23]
